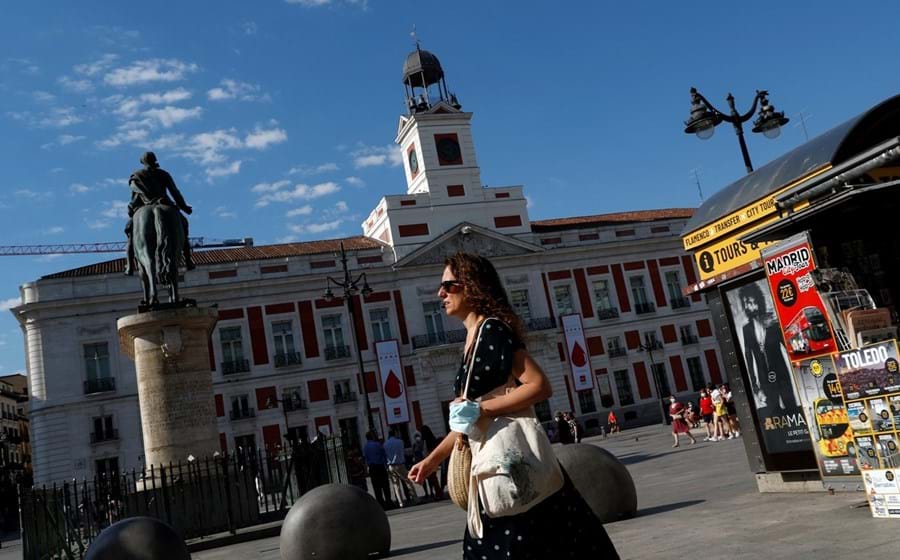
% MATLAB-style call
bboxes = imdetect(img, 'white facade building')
[12,48,725,484]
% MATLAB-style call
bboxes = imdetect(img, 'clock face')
[436,136,462,164]
[408,148,419,175]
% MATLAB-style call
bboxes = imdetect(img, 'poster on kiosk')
[375,340,410,425]
[561,314,594,392]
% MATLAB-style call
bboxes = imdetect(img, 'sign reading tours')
[836,340,900,518]
[561,314,594,392]
[374,340,409,425]
[762,232,837,362]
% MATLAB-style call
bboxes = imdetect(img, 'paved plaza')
[3,423,898,559]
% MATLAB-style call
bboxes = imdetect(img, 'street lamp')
[323,241,377,438]
[684,87,790,173]
[638,339,668,425]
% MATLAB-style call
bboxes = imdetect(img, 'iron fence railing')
[596,308,620,320]
[333,392,357,404]
[681,335,700,345]
[89,430,119,444]
[229,408,256,421]
[525,317,557,331]
[274,352,303,368]
[83,378,116,395]
[635,302,656,315]
[324,345,351,360]
[221,359,250,375]
[670,296,691,310]
[608,347,628,358]
[19,437,350,560]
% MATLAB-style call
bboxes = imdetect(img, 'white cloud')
[244,126,287,150]
[334,200,349,212]
[345,176,365,187]
[351,144,403,168]
[286,205,313,217]
[97,128,149,149]
[288,219,344,234]
[105,59,199,87]
[0,297,21,312]
[213,206,237,218]
[288,162,339,176]
[205,160,242,179]
[142,105,202,128]
[58,76,93,93]
[207,79,268,102]
[141,88,193,105]
[59,134,86,145]
[276,235,299,243]
[14,189,50,200]
[36,254,63,263]
[251,180,291,193]
[100,200,129,219]
[243,21,258,35]
[86,219,110,230]
[286,0,332,5]
[39,107,83,128]
[44,226,64,235]
[74,54,119,76]
[182,129,243,164]
[33,91,56,103]
[69,183,91,194]
[526,195,534,209]
[255,181,340,207]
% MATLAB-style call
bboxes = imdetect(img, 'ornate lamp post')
[684,87,790,173]
[638,340,668,425]
[323,242,378,438]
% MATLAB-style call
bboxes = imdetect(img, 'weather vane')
[410,24,421,49]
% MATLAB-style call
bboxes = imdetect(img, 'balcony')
[412,328,467,350]
[274,352,303,368]
[84,377,116,395]
[324,345,352,360]
[230,407,256,421]
[525,317,557,331]
[608,347,627,358]
[334,391,358,404]
[681,334,700,345]
[644,340,664,350]
[670,296,691,310]
[596,308,620,320]
[635,302,656,315]
[283,397,308,412]
[222,358,250,375]
[90,429,119,444]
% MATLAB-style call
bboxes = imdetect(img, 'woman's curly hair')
[444,252,526,344]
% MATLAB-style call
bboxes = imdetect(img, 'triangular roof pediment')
[394,222,543,268]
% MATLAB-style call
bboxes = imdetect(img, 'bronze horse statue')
[132,201,185,307]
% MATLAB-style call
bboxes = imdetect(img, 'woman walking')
[669,396,696,447]
[409,252,618,559]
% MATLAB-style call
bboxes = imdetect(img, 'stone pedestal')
[118,307,219,467]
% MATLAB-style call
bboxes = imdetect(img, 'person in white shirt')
[384,429,419,507]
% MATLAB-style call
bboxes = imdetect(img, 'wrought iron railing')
[283,397,307,412]
[274,352,303,367]
[670,296,691,310]
[525,317,557,331]
[644,340,664,350]
[596,308,620,320]
[222,359,251,375]
[324,345,351,360]
[608,347,628,358]
[230,407,256,421]
[90,430,119,444]
[411,329,467,349]
[635,302,656,315]
[333,392,358,404]
[681,335,700,345]
[83,377,116,395]
[18,437,351,560]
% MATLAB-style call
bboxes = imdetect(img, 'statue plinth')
[118,307,219,468]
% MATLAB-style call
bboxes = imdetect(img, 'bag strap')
[461,318,492,400]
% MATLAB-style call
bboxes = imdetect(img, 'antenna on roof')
[690,167,704,202]
[794,109,812,141]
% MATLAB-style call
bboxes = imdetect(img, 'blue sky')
[3,1,900,373]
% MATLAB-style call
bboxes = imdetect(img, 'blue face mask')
[449,400,481,435]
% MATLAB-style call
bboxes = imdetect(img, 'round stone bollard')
[280,483,391,560]
[86,516,190,560]
[555,443,637,523]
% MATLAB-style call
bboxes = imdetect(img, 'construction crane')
[0,237,253,256]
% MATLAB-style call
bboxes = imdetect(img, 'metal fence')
[19,436,350,560]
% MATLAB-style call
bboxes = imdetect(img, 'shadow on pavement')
[638,500,705,517]
[391,539,462,556]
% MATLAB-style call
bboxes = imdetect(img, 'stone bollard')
[280,483,391,560]
[86,517,190,560]
[555,443,637,523]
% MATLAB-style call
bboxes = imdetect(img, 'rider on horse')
[124,151,195,275]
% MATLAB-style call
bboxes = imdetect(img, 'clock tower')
[396,47,481,196]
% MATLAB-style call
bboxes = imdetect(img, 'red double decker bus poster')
[761,232,838,362]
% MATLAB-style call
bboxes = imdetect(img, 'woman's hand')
[408,456,438,484]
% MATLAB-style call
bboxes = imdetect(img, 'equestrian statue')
[125,151,196,309]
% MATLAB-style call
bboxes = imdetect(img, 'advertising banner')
[761,232,838,362]
[561,314,594,392]
[725,277,811,455]
[374,340,410,425]
[836,340,900,518]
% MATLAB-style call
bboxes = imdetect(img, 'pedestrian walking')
[419,425,444,500]
[346,448,368,492]
[723,383,742,438]
[711,385,730,441]
[669,395,696,447]
[699,388,715,441]
[607,409,620,434]
[566,411,584,443]
[363,431,393,509]
[408,252,619,559]
[555,411,574,444]
[685,402,700,428]
[385,429,419,507]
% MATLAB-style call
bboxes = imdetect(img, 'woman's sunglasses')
[439,280,463,293]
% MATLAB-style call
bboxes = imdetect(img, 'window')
[686,356,706,391]
[666,271,690,308]
[613,369,634,406]
[91,415,117,443]
[230,394,253,420]
[592,280,618,319]
[680,324,698,344]
[578,390,597,414]
[234,434,257,455]
[369,308,392,342]
[322,314,347,358]
[629,276,648,305]
[651,363,672,398]
[607,335,626,357]
[423,301,445,337]
[272,320,297,357]
[95,457,119,480]
[283,387,306,411]
[643,331,662,350]
[553,285,574,316]
[333,378,355,403]
[84,342,115,393]
[510,289,532,321]
[220,326,245,362]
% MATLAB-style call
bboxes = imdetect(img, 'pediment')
[395,222,543,267]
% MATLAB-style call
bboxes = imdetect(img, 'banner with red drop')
[561,313,594,392]
[375,339,410,425]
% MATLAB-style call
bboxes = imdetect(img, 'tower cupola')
[402,47,460,114]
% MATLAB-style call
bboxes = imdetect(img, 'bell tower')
[396,47,482,197]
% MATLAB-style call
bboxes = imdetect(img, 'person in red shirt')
[669,396,696,448]
[607,410,620,434]
[698,388,715,441]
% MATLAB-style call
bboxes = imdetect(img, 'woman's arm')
[408,430,458,484]
[480,349,553,417]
